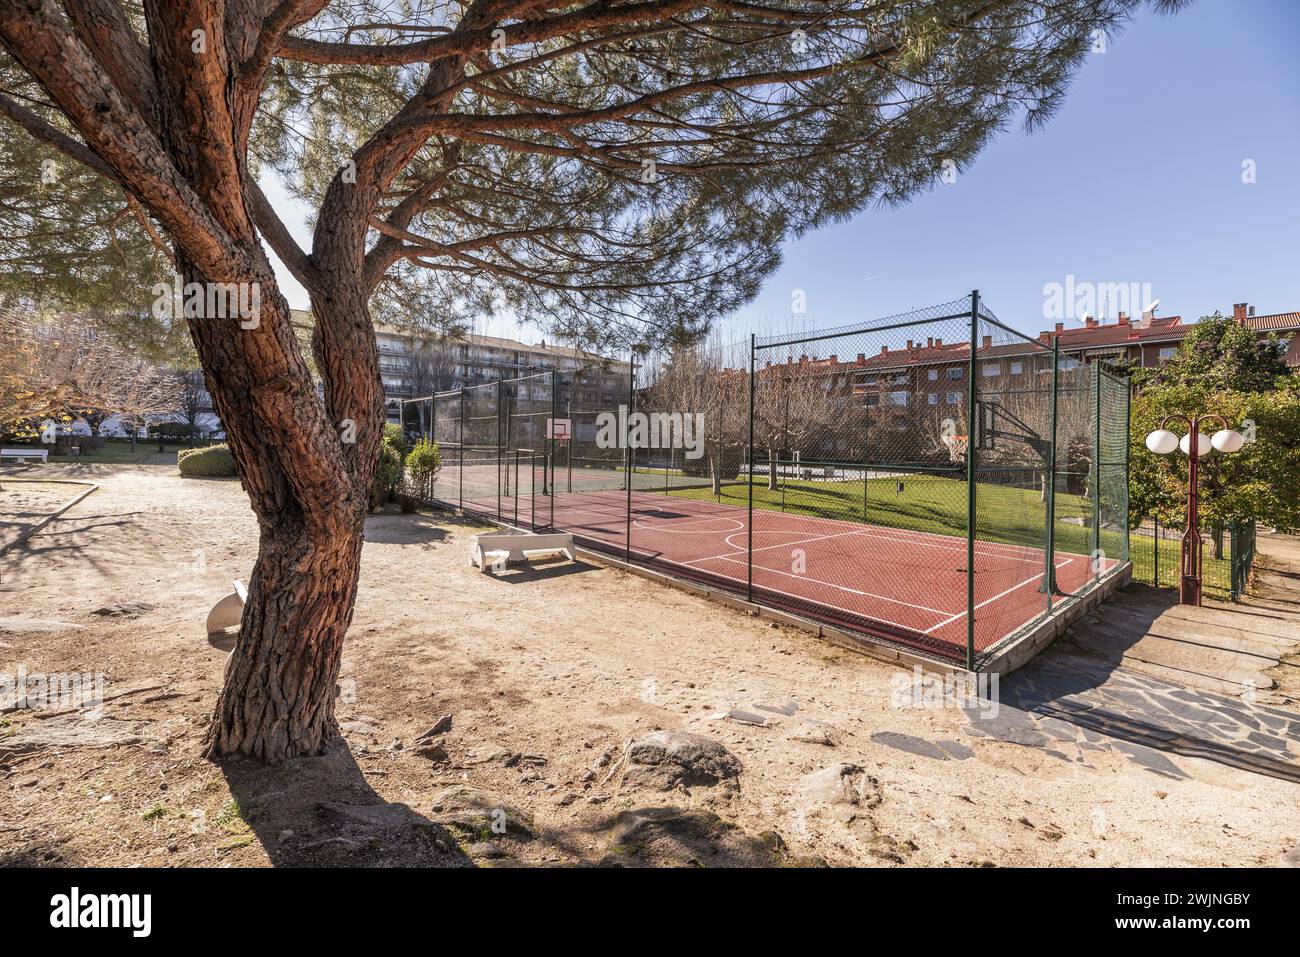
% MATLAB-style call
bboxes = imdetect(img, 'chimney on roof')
[906,339,914,350]
[1085,316,1097,329]
[1117,311,1129,326]
[856,353,865,365]
[926,337,934,348]
[981,334,992,349]
[1039,332,1051,343]
[828,354,837,364]
[880,345,889,354]
[1233,302,1249,324]
[1054,322,1064,334]
[934,338,942,348]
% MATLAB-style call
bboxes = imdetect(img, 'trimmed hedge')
[178,443,237,477]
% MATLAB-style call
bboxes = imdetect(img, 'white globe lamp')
[1211,429,1245,453]
[1178,432,1211,457]
[1144,429,1178,455]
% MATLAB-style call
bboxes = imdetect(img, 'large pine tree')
[1,0,1183,760]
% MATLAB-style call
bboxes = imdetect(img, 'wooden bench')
[1,447,49,464]
[206,579,247,633]
[471,531,575,574]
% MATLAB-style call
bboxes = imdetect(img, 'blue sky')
[266,0,1300,344]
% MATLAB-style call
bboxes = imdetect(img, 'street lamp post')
[1144,414,1244,605]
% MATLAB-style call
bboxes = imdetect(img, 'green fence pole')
[748,334,756,603]
[626,351,634,562]
[1045,337,1059,606]
[458,387,465,513]
[965,290,979,671]
[1154,516,1160,586]
[1092,361,1101,582]
[1123,372,1132,564]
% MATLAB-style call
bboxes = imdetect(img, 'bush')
[371,440,402,510]
[178,443,236,477]
[383,422,409,461]
[405,439,441,497]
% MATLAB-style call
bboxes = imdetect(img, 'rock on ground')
[613,730,743,792]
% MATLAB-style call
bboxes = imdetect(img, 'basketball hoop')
[942,434,968,462]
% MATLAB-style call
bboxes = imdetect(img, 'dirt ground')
[1,462,1297,868]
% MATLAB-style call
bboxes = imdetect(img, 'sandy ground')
[0,480,88,556]
[0,462,1297,868]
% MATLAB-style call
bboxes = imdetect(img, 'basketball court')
[456,483,1109,661]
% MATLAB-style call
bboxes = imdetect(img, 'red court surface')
[455,484,1112,662]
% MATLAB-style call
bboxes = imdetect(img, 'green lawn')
[45,439,183,465]
[1128,532,1233,600]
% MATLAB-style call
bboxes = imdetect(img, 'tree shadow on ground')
[362,512,453,546]
[969,584,1300,783]
[216,741,473,867]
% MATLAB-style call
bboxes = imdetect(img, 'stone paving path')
[959,534,1300,783]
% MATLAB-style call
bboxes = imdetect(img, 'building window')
[927,394,938,405]
[892,374,907,385]
[884,390,908,407]
[1158,347,1177,362]
[1010,361,1023,375]
[947,367,963,379]
[864,374,878,385]
[927,369,938,381]
[1058,357,1080,371]
[946,392,961,405]
[982,364,1001,377]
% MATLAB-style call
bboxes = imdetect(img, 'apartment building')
[1035,302,1300,368]
[374,324,631,422]
[772,301,1299,413]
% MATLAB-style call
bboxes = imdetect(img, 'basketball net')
[942,434,968,462]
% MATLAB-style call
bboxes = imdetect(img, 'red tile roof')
[1246,311,1300,332]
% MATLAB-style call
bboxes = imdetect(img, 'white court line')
[921,557,1075,634]
[632,515,745,534]
[702,554,954,617]
[684,527,871,566]
[691,520,1048,569]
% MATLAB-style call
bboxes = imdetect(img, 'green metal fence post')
[1092,361,1102,581]
[626,350,634,562]
[1044,337,1059,607]
[1123,372,1132,564]
[1154,516,1160,586]
[458,387,465,513]
[965,290,979,671]
[748,334,756,603]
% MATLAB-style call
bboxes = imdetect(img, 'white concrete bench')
[206,579,247,633]
[471,531,575,574]
[1,447,49,464]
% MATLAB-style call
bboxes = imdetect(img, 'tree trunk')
[1211,523,1225,560]
[710,453,721,497]
[182,261,381,762]
[204,513,365,759]
[767,447,778,491]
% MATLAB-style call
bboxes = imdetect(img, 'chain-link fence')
[414,294,1133,670]
[1128,516,1255,600]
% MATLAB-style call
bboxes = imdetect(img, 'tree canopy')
[1130,314,1300,537]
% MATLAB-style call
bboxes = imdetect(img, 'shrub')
[371,440,402,510]
[178,443,236,477]
[405,439,441,498]
[383,422,409,461]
